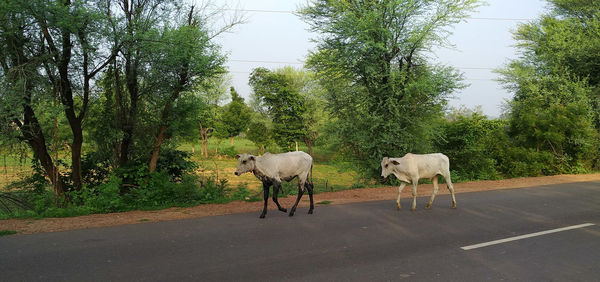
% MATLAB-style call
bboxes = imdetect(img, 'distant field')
[192,157,360,191]
[0,156,34,190]
[184,137,363,191]
[1,138,364,192]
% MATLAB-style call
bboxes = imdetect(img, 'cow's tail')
[310,163,313,185]
[308,163,314,191]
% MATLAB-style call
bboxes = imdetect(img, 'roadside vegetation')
[1,0,599,220]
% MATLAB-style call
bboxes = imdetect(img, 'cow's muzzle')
[234,171,239,176]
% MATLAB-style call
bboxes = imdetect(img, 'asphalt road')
[1,181,599,281]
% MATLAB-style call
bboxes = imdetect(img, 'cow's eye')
[384,164,388,168]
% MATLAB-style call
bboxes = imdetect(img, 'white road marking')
[461,223,596,251]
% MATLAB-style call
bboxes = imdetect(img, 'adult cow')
[381,153,457,211]
[234,151,314,218]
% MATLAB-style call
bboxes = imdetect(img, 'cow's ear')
[382,157,388,162]
[391,160,400,166]
[235,154,240,159]
[249,156,255,161]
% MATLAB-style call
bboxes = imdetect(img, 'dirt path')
[2,173,599,235]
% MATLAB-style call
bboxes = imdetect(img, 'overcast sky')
[208,0,548,118]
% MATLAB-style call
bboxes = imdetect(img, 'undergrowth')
[0,171,257,220]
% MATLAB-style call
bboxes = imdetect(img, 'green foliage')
[498,0,600,171]
[438,110,503,181]
[220,146,238,158]
[73,176,125,213]
[300,0,478,179]
[500,44,599,172]
[219,87,252,140]
[249,68,308,150]
[246,120,273,154]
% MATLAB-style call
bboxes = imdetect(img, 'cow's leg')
[396,182,406,210]
[260,182,271,218]
[444,173,457,209]
[272,181,287,213]
[289,181,305,217]
[305,180,314,214]
[426,175,440,209]
[411,182,418,211]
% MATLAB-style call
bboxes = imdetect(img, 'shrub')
[220,146,238,158]
[73,176,125,213]
[437,113,503,181]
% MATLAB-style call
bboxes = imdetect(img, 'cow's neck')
[252,163,270,182]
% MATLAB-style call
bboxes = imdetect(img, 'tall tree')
[299,0,478,177]
[498,0,600,171]
[220,87,251,145]
[147,5,227,173]
[1,0,117,194]
[274,67,327,155]
[249,67,307,150]
[33,0,116,191]
[0,0,67,195]
[112,0,178,167]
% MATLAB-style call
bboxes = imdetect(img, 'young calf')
[381,153,457,211]
[234,151,314,218]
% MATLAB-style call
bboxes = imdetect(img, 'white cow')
[235,151,314,218]
[381,153,456,211]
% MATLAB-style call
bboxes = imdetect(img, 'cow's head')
[381,157,400,178]
[234,154,256,176]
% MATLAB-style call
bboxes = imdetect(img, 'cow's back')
[258,151,312,179]
[404,153,449,178]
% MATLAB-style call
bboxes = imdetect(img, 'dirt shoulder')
[2,173,600,235]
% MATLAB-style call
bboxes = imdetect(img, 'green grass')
[0,230,17,236]
[316,200,332,205]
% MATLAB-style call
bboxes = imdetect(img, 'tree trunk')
[148,125,167,173]
[199,122,210,158]
[21,105,67,197]
[119,56,139,166]
[70,127,83,190]
[304,138,313,156]
[230,136,235,146]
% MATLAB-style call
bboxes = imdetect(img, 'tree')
[147,5,227,173]
[249,68,307,150]
[273,67,328,156]
[498,0,600,171]
[220,87,251,145]
[246,120,272,155]
[195,75,230,158]
[0,0,117,194]
[437,108,504,180]
[299,0,478,178]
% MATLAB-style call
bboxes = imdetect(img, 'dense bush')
[437,112,503,181]
[1,172,252,219]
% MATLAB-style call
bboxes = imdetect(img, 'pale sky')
[209,0,548,118]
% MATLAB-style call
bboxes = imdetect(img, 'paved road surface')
[1,181,599,281]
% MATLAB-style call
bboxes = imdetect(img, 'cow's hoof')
[259,214,266,219]
[288,213,295,217]
[279,208,287,213]
[308,210,313,214]
[425,204,431,210]
[452,205,457,209]
[410,208,416,212]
